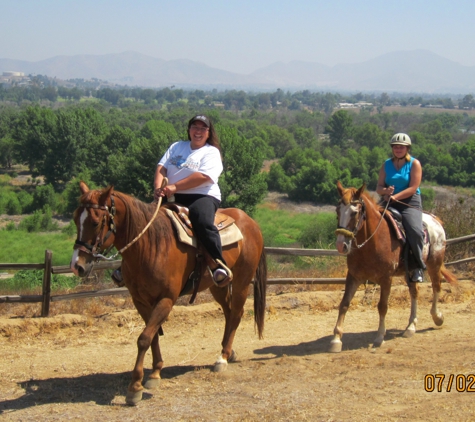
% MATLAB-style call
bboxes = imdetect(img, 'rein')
[335,197,391,249]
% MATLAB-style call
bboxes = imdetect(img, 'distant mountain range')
[1,50,475,93]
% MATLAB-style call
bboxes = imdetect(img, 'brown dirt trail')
[1,280,474,421]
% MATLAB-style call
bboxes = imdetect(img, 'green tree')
[13,105,57,173]
[324,110,354,148]
[218,126,267,215]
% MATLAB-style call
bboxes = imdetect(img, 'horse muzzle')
[70,248,95,278]
[336,236,352,255]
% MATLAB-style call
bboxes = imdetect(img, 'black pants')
[173,193,225,264]
[390,194,426,270]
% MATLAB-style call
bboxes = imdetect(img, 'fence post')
[41,250,53,317]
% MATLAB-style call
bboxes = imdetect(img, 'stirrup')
[209,259,233,287]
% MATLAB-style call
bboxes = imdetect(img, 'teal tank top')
[384,157,420,195]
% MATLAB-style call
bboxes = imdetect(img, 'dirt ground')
[1,279,475,421]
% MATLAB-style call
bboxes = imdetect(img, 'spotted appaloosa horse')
[70,182,267,405]
[330,181,457,353]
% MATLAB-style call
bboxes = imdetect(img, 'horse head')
[70,181,117,277]
[335,181,366,255]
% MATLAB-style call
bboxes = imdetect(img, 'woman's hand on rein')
[154,185,177,200]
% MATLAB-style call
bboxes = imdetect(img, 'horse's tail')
[441,264,458,286]
[254,247,267,339]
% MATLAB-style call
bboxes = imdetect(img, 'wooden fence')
[1,234,475,317]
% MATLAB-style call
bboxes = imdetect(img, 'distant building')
[338,102,373,109]
[3,71,25,77]
[0,71,29,86]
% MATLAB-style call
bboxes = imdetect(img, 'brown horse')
[70,182,267,405]
[331,181,457,353]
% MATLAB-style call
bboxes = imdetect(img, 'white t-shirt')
[158,141,223,200]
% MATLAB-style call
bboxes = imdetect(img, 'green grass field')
[0,230,75,266]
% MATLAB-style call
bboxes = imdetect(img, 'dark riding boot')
[411,268,424,282]
[111,268,125,287]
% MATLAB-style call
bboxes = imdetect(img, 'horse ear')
[336,180,344,197]
[99,186,114,206]
[79,181,89,195]
[355,183,366,199]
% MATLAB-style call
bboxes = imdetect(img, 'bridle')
[73,179,167,261]
[335,198,366,242]
[335,197,390,249]
[73,196,117,260]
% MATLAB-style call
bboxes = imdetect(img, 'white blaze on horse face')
[79,209,88,240]
[69,209,88,275]
[336,203,357,253]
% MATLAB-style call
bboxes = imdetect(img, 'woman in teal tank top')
[376,133,425,282]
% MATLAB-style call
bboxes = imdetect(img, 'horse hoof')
[144,377,161,390]
[213,356,228,372]
[328,340,342,353]
[228,350,237,363]
[373,339,385,348]
[402,329,415,338]
[126,390,143,406]
[432,314,444,327]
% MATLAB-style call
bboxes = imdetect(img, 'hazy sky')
[1,0,475,74]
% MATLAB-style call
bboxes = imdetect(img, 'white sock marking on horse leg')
[216,355,227,365]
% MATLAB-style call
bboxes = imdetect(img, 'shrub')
[17,190,33,213]
[4,221,16,231]
[18,210,42,232]
[31,184,57,212]
[6,195,22,215]
[61,220,77,236]
[298,212,337,249]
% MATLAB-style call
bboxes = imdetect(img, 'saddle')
[384,207,429,244]
[163,203,243,247]
[163,203,243,304]
[383,207,430,273]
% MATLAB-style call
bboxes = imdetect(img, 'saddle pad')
[165,208,243,248]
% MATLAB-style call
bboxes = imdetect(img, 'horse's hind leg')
[210,283,246,372]
[329,274,360,353]
[427,259,445,326]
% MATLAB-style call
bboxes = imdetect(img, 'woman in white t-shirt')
[153,114,230,286]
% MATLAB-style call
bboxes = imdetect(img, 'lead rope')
[94,178,168,261]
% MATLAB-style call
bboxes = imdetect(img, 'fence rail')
[1,233,474,316]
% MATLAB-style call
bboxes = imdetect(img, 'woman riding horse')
[376,133,425,282]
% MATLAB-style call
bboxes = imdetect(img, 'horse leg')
[126,298,172,406]
[427,262,444,326]
[329,274,360,353]
[402,282,419,338]
[373,281,391,347]
[210,283,245,372]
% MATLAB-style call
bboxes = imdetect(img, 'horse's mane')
[112,191,173,256]
[361,191,386,214]
[340,186,385,214]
